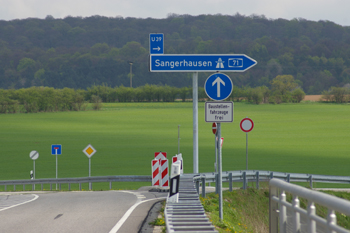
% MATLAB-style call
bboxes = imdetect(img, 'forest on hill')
[1,13,350,94]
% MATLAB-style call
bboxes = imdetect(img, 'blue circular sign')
[204,73,233,101]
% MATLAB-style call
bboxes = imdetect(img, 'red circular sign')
[240,118,254,133]
[212,122,217,135]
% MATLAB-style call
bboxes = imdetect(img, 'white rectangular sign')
[205,101,233,122]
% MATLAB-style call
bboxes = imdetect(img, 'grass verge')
[200,188,350,233]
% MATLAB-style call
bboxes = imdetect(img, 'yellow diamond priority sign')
[83,144,96,158]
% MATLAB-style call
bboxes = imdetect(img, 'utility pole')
[129,61,133,88]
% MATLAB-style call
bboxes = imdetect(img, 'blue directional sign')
[51,144,62,155]
[149,33,164,54]
[205,73,233,101]
[149,54,257,72]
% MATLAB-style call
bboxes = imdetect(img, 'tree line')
[1,14,350,94]
[2,75,348,114]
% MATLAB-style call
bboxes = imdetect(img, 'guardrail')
[269,178,350,233]
[2,170,350,193]
[0,175,151,191]
[193,170,350,197]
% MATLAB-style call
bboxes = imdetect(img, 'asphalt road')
[0,189,167,233]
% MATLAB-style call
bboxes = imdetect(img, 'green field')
[1,102,350,189]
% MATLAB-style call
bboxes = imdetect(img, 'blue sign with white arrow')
[205,73,233,101]
[51,144,62,155]
[149,33,164,54]
[149,54,257,72]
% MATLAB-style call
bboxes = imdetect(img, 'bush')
[321,90,332,102]
[291,88,306,103]
[331,87,348,103]
[91,95,102,110]
[250,87,263,104]
[179,87,190,102]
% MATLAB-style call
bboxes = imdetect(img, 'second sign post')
[83,144,97,190]
[204,73,234,221]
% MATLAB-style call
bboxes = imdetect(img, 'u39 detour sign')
[205,101,233,122]
[149,54,257,72]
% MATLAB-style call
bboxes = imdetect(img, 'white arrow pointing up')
[212,77,225,98]
[153,46,161,51]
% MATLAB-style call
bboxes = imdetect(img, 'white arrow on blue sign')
[205,73,233,101]
[149,33,164,54]
[149,54,257,72]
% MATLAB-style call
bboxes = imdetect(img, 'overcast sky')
[1,0,350,26]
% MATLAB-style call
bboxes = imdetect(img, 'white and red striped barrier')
[160,159,169,188]
[155,152,167,161]
[151,159,160,186]
[152,152,169,188]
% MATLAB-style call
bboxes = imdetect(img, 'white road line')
[0,194,39,212]
[109,191,165,233]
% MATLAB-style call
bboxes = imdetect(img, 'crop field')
[0,102,350,190]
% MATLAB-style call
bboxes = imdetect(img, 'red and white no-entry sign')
[240,118,254,133]
[212,122,217,135]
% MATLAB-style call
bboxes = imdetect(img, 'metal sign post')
[83,144,97,190]
[193,72,198,174]
[240,118,254,171]
[217,123,223,220]
[178,125,180,154]
[212,123,217,173]
[51,145,62,190]
[29,150,39,190]
[204,72,233,221]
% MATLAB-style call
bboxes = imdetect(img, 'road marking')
[0,194,39,212]
[109,191,165,233]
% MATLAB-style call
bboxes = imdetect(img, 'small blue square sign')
[51,145,62,155]
[149,33,164,54]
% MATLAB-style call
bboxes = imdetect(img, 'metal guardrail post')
[50,183,52,191]
[215,173,218,194]
[280,191,287,233]
[309,175,313,189]
[229,172,233,192]
[243,171,247,190]
[4,185,6,191]
[59,183,61,191]
[109,181,112,190]
[256,171,260,189]
[327,209,337,232]
[292,195,300,233]
[270,171,274,180]
[79,183,82,191]
[269,185,279,233]
[287,174,290,183]
[23,184,25,190]
[307,201,316,232]
[14,185,16,191]
[68,183,71,191]
[196,180,200,194]
[201,177,206,197]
